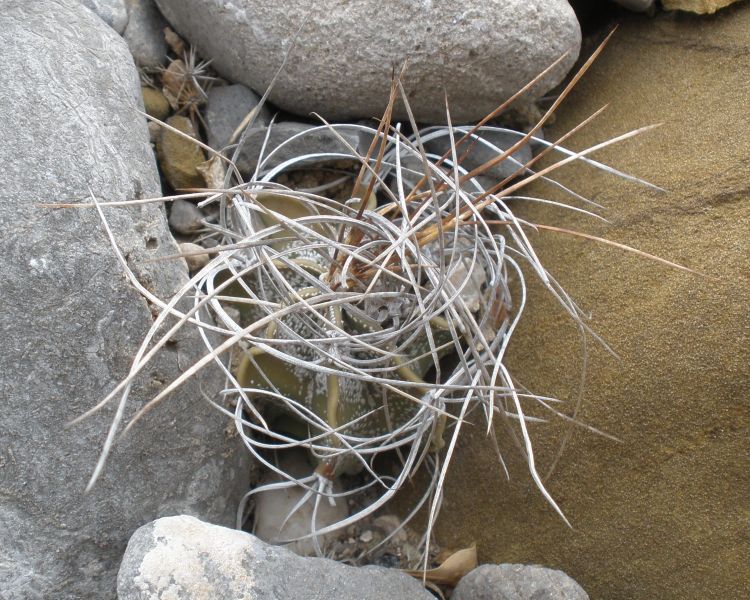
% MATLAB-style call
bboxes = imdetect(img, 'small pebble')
[79,0,128,34]
[423,128,533,184]
[253,449,348,556]
[156,116,206,190]
[661,0,737,13]
[199,236,220,250]
[141,86,170,121]
[168,199,205,234]
[179,242,210,272]
[372,514,407,544]
[124,0,168,68]
[221,305,241,328]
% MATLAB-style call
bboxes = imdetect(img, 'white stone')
[118,516,434,599]
[252,450,349,556]
[447,257,488,314]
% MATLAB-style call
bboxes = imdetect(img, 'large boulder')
[438,6,749,600]
[118,515,434,599]
[154,0,581,123]
[0,2,249,598]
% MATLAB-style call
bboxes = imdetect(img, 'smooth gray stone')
[613,0,655,11]
[453,564,590,600]
[154,0,581,124]
[124,0,169,68]
[205,84,272,157]
[168,198,205,234]
[0,2,249,598]
[423,129,534,184]
[230,121,364,176]
[80,0,129,33]
[118,516,434,600]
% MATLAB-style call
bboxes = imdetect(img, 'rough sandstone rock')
[0,2,249,597]
[118,516,434,600]
[154,0,581,124]
[437,7,750,600]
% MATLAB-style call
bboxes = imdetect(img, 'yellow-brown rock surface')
[156,115,206,190]
[662,0,741,14]
[141,86,170,121]
[438,7,749,600]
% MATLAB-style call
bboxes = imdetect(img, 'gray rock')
[231,121,364,177]
[178,242,211,272]
[124,0,168,68]
[613,0,655,11]
[154,0,580,124]
[168,198,205,234]
[252,450,348,556]
[661,0,739,13]
[453,564,589,600]
[390,126,541,199]
[423,128,534,184]
[80,0,128,33]
[0,2,249,598]
[206,84,273,154]
[118,515,434,599]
